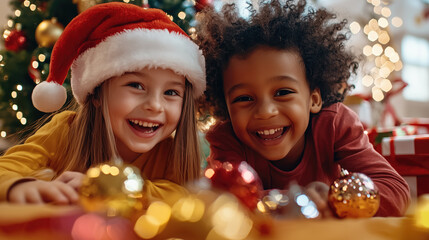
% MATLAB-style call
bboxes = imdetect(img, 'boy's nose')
[254,99,279,119]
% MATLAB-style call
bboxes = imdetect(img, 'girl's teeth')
[131,120,159,127]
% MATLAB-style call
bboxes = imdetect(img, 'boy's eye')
[232,95,253,103]
[165,89,181,96]
[275,89,293,96]
[128,82,144,90]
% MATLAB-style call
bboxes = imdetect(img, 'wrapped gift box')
[381,134,429,198]
[366,125,418,154]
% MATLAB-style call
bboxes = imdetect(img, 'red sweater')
[206,103,410,216]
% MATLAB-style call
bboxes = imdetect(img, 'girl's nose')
[254,98,279,119]
[142,93,163,112]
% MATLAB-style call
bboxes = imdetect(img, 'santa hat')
[32,2,205,113]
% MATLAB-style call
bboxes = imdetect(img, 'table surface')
[0,203,428,240]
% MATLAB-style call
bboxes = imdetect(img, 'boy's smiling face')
[223,47,321,169]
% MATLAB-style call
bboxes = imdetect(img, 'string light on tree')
[350,0,404,102]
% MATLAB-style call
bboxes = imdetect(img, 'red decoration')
[195,0,213,12]
[4,30,27,52]
[204,160,263,210]
[423,7,429,20]
[28,56,41,83]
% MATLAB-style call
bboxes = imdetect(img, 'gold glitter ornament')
[79,162,145,218]
[328,169,380,218]
[35,18,64,48]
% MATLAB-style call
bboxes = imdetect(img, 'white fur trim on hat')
[32,81,67,113]
[71,29,205,104]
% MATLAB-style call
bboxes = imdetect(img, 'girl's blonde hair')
[50,78,201,184]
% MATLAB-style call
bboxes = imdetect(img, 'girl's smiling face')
[106,68,185,162]
[223,47,321,169]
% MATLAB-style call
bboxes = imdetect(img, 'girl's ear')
[310,88,322,114]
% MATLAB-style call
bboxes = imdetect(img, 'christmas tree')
[0,0,211,140]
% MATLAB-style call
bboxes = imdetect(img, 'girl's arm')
[0,111,74,202]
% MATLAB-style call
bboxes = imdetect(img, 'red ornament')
[195,0,213,12]
[28,56,41,83]
[204,160,263,210]
[423,7,429,20]
[4,30,27,52]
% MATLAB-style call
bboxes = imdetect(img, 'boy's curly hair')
[196,0,358,120]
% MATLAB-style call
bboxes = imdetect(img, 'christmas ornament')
[195,0,213,12]
[414,194,429,230]
[79,162,145,218]
[4,29,27,52]
[257,183,320,219]
[73,0,99,13]
[35,18,64,48]
[204,160,263,210]
[328,169,380,218]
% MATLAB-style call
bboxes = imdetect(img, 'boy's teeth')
[258,128,282,136]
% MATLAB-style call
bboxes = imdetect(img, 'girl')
[197,0,410,217]
[0,3,205,205]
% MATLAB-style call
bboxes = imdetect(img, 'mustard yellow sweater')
[0,111,187,205]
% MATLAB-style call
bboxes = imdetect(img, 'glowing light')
[372,44,383,56]
[124,179,142,192]
[172,196,205,222]
[349,21,361,34]
[38,54,46,62]
[11,91,17,98]
[379,67,391,78]
[1,131,6,138]
[146,201,171,225]
[384,46,395,57]
[32,61,39,69]
[16,111,23,120]
[394,61,403,71]
[16,85,22,91]
[101,164,110,174]
[378,31,390,44]
[378,18,388,28]
[205,168,215,178]
[12,104,18,110]
[178,11,186,20]
[392,17,403,27]
[363,45,372,56]
[371,0,381,6]
[363,25,371,35]
[29,4,37,11]
[372,87,384,102]
[381,7,391,17]
[3,29,11,39]
[369,19,379,29]
[7,20,13,28]
[87,167,101,178]
[241,170,255,183]
[380,79,392,92]
[20,118,27,125]
[373,5,382,14]
[368,31,378,42]
[389,52,400,63]
[296,194,310,207]
[362,75,374,87]
[0,55,3,61]
[15,10,21,17]
[24,0,30,7]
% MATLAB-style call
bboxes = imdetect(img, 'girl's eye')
[128,82,144,90]
[232,95,253,103]
[165,89,181,96]
[275,89,293,97]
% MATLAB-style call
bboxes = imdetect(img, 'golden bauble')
[328,171,380,218]
[35,18,64,48]
[73,0,100,13]
[79,163,145,218]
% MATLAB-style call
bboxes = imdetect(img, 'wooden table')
[0,203,428,240]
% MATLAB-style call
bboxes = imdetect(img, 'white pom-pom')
[32,81,67,113]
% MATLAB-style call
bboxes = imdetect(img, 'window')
[401,35,429,102]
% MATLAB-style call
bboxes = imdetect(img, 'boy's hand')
[305,181,333,218]
[8,171,85,205]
